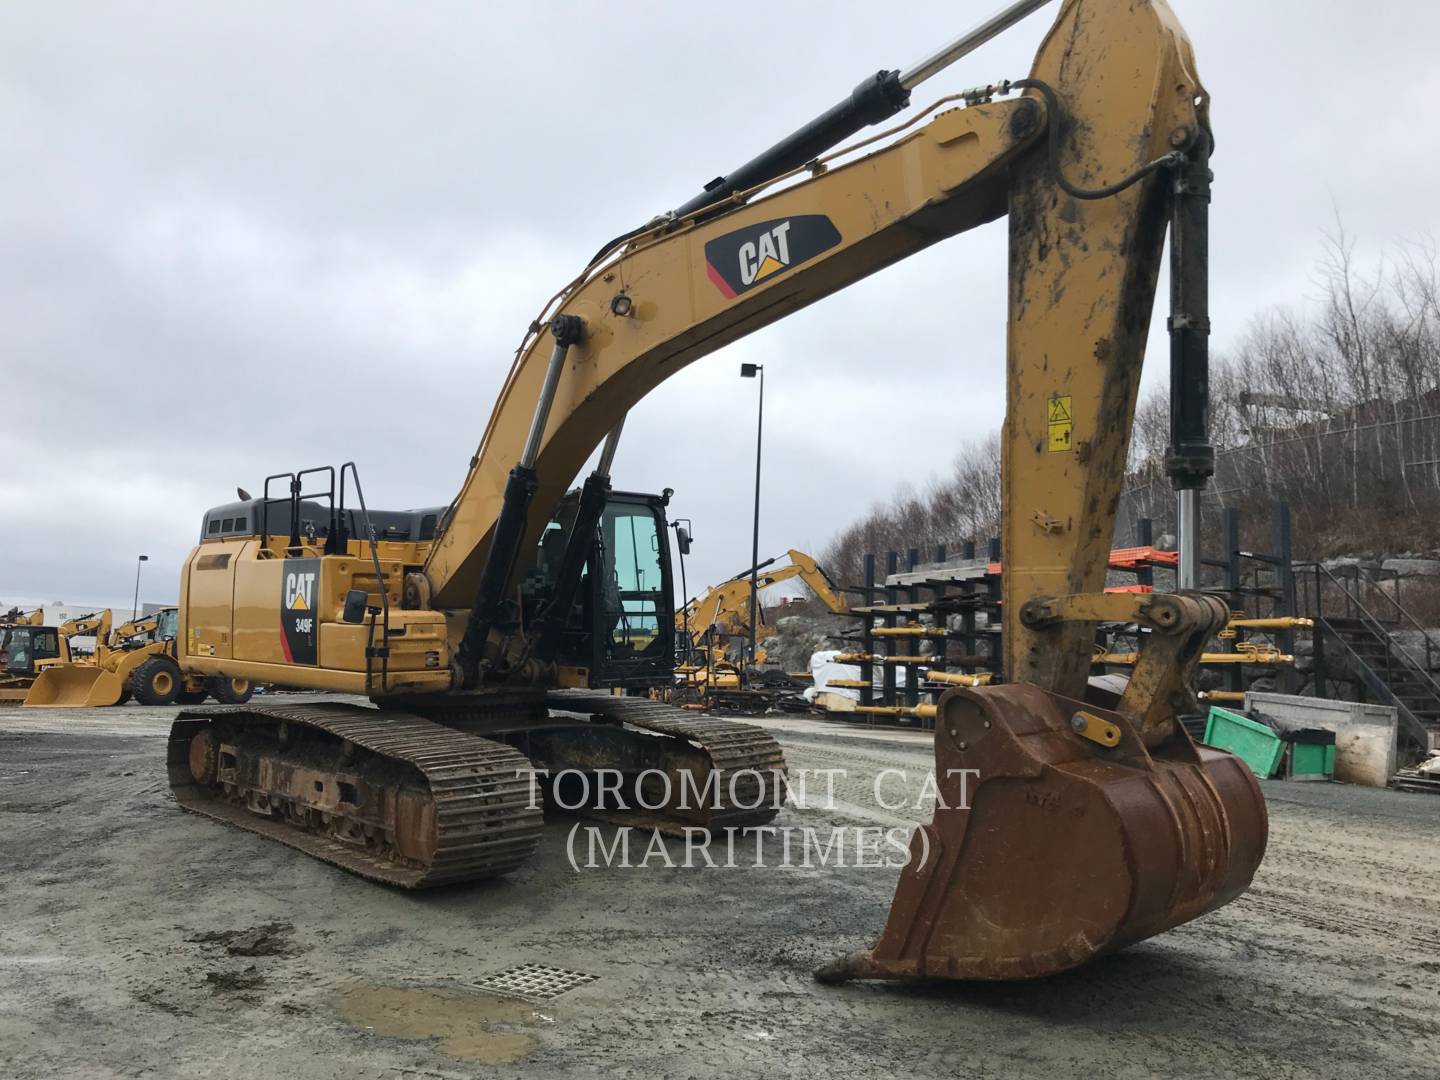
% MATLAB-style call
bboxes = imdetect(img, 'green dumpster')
[1282,730,1336,781]
[1202,706,1284,779]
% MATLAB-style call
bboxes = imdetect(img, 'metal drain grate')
[471,963,599,1003]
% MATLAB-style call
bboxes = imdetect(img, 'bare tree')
[827,228,1440,576]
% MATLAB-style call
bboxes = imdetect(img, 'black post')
[930,544,948,680]
[1135,518,1154,590]
[860,553,876,708]
[905,548,921,711]
[1224,508,1243,696]
[741,364,765,670]
[961,540,977,668]
[1312,565,1328,698]
[987,537,1002,680]
[1274,502,1298,694]
[883,551,899,708]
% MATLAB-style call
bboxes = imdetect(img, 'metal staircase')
[1302,563,1440,749]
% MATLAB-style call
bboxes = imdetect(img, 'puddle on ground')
[335,984,543,1065]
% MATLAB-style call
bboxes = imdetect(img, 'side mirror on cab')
[676,526,692,556]
[342,590,369,624]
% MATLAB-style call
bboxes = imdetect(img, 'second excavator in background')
[678,548,849,660]
[672,549,850,707]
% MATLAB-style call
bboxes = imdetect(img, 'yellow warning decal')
[1047,395,1073,452]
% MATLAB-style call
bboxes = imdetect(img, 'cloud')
[4,0,1439,608]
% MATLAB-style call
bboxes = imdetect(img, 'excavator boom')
[681,549,848,643]
[0,607,45,627]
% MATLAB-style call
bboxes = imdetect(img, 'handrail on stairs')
[1299,560,1440,718]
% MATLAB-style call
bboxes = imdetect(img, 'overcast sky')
[4,0,1439,611]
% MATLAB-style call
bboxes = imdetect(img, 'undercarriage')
[168,694,788,887]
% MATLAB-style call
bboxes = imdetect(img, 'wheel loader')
[24,606,254,707]
[165,0,1267,983]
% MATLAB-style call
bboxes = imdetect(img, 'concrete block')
[1243,692,1397,787]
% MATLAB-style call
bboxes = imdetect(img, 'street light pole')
[740,363,764,668]
[132,554,149,620]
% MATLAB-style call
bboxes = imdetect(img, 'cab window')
[597,505,664,655]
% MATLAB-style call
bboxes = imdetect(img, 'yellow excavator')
[679,549,849,654]
[674,549,849,698]
[24,606,254,707]
[1,606,45,626]
[165,0,1266,983]
[50,610,113,666]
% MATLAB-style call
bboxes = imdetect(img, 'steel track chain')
[168,703,542,888]
[547,691,788,828]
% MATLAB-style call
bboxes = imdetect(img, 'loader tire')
[207,676,253,705]
[132,657,181,706]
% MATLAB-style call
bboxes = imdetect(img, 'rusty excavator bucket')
[817,683,1267,982]
[23,665,127,707]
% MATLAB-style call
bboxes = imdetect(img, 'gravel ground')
[2,697,1438,1079]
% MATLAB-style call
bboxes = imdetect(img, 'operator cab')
[522,489,676,690]
[119,608,180,648]
[0,625,61,676]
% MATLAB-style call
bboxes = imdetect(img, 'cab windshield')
[596,503,665,656]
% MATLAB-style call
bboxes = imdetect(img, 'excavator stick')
[817,684,1267,981]
[23,665,126,707]
[816,0,1268,982]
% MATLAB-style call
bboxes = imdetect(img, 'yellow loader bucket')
[23,666,127,707]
